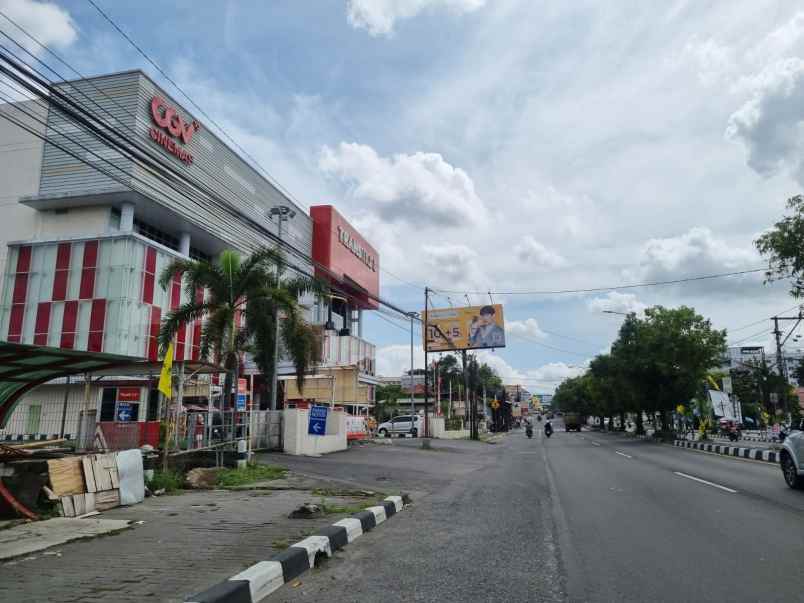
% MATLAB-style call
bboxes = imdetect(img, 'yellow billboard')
[423,304,506,352]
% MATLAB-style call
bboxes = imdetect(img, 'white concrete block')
[385,495,403,513]
[230,561,284,602]
[366,505,387,525]
[333,518,363,543]
[293,535,332,568]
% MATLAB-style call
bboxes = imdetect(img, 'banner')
[423,304,506,352]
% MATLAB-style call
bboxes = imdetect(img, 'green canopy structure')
[0,341,220,428]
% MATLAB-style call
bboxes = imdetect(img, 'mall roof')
[0,341,222,428]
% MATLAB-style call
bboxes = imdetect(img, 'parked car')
[377,414,422,437]
[780,419,804,489]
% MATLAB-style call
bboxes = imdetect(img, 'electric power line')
[432,268,766,296]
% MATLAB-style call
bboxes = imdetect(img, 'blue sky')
[5,0,804,391]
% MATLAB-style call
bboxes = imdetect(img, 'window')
[134,218,179,251]
[100,387,116,421]
[146,389,159,421]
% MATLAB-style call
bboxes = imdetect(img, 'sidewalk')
[0,473,390,603]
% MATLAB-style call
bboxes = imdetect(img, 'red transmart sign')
[149,96,200,165]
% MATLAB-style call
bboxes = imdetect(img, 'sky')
[3,0,804,392]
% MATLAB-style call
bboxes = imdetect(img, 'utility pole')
[424,287,429,438]
[409,312,415,417]
[462,350,469,438]
[268,205,295,411]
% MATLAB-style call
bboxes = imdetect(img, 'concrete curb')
[673,440,779,464]
[184,495,406,603]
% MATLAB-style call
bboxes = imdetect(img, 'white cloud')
[507,318,547,340]
[0,0,76,53]
[630,227,761,283]
[524,362,586,385]
[376,343,424,377]
[587,291,647,316]
[514,236,566,268]
[726,57,804,185]
[346,0,486,37]
[319,142,486,228]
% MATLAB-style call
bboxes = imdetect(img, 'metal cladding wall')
[310,205,379,310]
[37,71,312,266]
[0,235,203,361]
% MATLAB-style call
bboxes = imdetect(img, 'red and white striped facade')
[0,233,202,362]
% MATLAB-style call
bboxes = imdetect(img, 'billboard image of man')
[469,305,505,348]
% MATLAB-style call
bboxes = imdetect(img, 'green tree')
[617,306,726,433]
[375,383,404,421]
[756,194,804,297]
[158,247,325,408]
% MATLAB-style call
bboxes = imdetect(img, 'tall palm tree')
[157,247,326,408]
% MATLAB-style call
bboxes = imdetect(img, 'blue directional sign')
[308,405,328,436]
[117,402,133,422]
[236,393,247,411]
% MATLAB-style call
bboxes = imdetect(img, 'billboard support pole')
[424,287,429,438]
[409,312,415,418]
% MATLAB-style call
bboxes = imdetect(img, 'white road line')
[615,451,632,459]
[673,471,738,493]
[591,441,601,447]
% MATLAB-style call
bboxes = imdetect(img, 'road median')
[673,440,779,464]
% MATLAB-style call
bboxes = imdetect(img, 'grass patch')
[147,469,184,493]
[319,495,386,516]
[272,538,290,550]
[216,464,287,488]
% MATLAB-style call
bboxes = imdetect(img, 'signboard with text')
[423,304,506,352]
[308,405,329,436]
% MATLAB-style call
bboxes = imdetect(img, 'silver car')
[780,419,804,489]
[377,414,421,438]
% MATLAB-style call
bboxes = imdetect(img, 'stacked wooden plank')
[48,453,122,517]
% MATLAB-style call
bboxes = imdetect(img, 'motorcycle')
[544,421,553,438]
[526,424,533,438]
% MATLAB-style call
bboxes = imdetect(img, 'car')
[780,419,804,489]
[377,414,422,438]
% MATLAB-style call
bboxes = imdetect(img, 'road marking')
[591,441,601,447]
[615,451,632,458]
[673,471,738,493]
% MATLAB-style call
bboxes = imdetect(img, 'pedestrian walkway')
[0,478,386,602]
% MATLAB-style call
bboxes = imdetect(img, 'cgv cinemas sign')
[148,96,200,165]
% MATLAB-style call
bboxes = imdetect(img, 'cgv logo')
[150,96,199,143]
[149,96,200,165]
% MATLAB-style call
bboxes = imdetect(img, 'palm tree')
[157,247,326,409]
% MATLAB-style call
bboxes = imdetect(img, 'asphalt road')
[260,424,804,603]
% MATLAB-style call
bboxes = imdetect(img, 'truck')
[564,412,582,432]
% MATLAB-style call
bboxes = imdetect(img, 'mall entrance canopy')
[0,341,221,428]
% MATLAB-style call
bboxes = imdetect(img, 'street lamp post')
[409,312,417,418]
[268,205,295,411]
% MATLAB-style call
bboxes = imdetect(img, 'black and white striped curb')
[674,440,779,463]
[185,496,405,603]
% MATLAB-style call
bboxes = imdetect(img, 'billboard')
[423,304,506,352]
[709,390,742,422]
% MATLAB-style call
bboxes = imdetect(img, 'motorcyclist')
[544,419,553,437]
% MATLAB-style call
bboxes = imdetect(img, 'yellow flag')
[158,342,174,398]
[706,375,720,391]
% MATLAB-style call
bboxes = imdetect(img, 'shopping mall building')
[0,70,379,441]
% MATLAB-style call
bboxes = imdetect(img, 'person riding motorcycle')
[544,419,553,437]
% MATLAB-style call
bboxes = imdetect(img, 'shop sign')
[117,387,141,402]
[337,225,377,272]
[148,96,200,165]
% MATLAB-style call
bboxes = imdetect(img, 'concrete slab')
[0,517,131,560]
